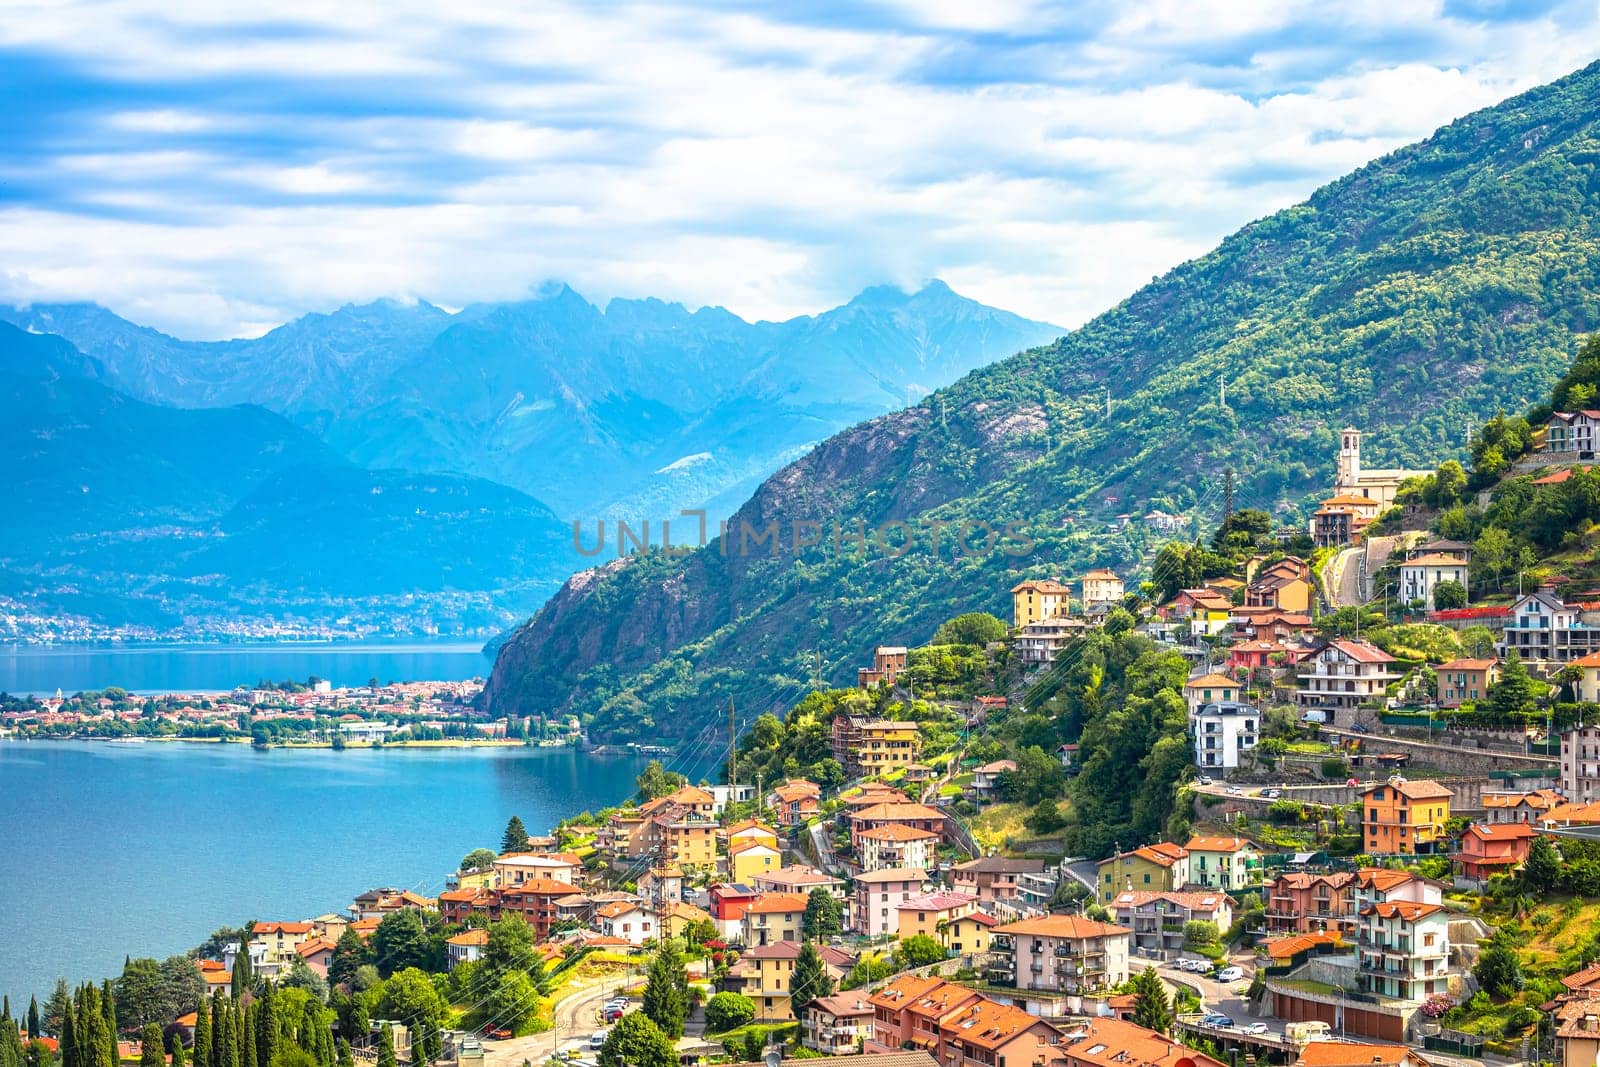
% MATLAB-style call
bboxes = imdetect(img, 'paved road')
[483,981,628,1067]
[1325,546,1365,608]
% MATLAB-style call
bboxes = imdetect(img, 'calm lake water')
[0,641,493,696]
[0,740,660,1006]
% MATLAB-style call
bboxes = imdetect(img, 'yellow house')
[1097,842,1190,904]
[742,942,802,1021]
[726,819,780,851]
[939,912,997,956]
[856,720,921,775]
[451,868,496,891]
[1011,579,1073,628]
[895,890,977,940]
[1079,568,1125,608]
[661,900,714,940]
[1360,776,1451,855]
[729,839,782,883]
[660,817,719,872]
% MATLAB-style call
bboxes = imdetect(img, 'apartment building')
[856,720,923,775]
[1106,890,1234,958]
[1263,872,1356,936]
[1435,658,1498,708]
[1192,700,1260,770]
[1080,568,1125,609]
[858,824,940,873]
[742,892,808,946]
[1097,843,1189,904]
[1498,588,1600,664]
[1563,723,1600,804]
[1011,579,1073,628]
[1057,1017,1226,1067]
[1296,639,1400,714]
[853,867,926,937]
[987,914,1132,994]
[1182,835,1260,891]
[1360,777,1451,855]
[803,994,875,1056]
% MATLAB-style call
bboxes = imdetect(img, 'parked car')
[1201,1014,1234,1028]
[589,1032,608,1051]
[603,1008,625,1023]
[1242,1023,1268,1035]
[1262,788,1281,799]
[1215,966,1244,982]
[1198,775,1213,785]
[1226,786,1242,795]
[483,1028,511,1041]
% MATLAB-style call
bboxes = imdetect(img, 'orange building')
[1360,776,1451,855]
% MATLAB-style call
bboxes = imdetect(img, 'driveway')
[1324,547,1364,608]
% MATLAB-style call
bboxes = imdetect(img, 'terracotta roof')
[1534,468,1575,485]
[808,993,874,1018]
[1365,900,1444,921]
[758,865,840,887]
[501,878,582,897]
[447,929,490,946]
[726,818,778,835]
[993,914,1129,939]
[858,823,940,842]
[938,998,1050,1051]
[1464,822,1538,842]
[1184,835,1254,853]
[1110,890,1231,914]
[1319,494,1382,506]
[851,801,944,822]
[854,866,928,884]
[1326,638,1396,664]
[729,838,781,855]
[1353,868,1420,892]
[1436,658,1498,671]
[1060,1017,1225,1067]
[867,973,948,1010]
[727,1056,934,1067]
[1293,1042,1422,1067]
[595,900,649,919]
[1562,962,1600,990]
[897,891,976,912]
[1184,674,1239,689]
[1483,789,1561,810]
[1263,931,1343,960]
[254,922,313,935]
[1082,568,1121,580]
[1011,579,1073,594]
[295,938,336,958]
[744,892,810,914]
[742,941,805,960]
[1361,777,1451,800]
[1544,801,1600,825]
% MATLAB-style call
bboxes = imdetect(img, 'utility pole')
[728,698,737,794]
[1104,388,1111,419]
[1223,468,1235,524]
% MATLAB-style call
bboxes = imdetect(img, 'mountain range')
[0,283,1061,635]
[481,58,1600,738]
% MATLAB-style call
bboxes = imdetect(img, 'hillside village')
[19,352,1600,1067]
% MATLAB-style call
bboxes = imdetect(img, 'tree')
[641,941,688,1039]
[117,960,168,1030]
[1523,835,1561,894]
[280,962,327,1002]
[376,970,443,1036]
[328,930,369,988]
[895,935,945,969]
[486,972,537,1034]
[1026,799,1067,835]
[802,889,843,941]
[458,849,498,873]
[374,1028,395,1067]
[635,760,679,802]
[597,1013,675,1067]
[702,993,755,1033]
[27,998,39,1042]
[1129,967,1173,1035]
[789,943,834,1012]
[1460,625,1497,659]
[231,947,254,999]
[1489,649,1536,721]
[268,1052,316,1067]
[483,916,536,977]
[932,613,1007,647]
[1104,607,1135,636]
[500,816,531,853]
[1474,945,1523,999]
[1431,580,1467,611]
[140,1024,166,1067]
[191,999,211,1067]
[371,912,432,976]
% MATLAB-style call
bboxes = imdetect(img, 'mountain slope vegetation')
[484,59,1600,738]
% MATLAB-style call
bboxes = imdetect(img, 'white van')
[1286,1021,1331,1042]
[589,1032,608,1051]
[1301,710,1328,724]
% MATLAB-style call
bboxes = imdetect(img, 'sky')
[0,2,1597,340]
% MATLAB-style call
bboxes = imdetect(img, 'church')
[1332,427,1430,510]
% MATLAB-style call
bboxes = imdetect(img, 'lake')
[0,641,494,696]
[0,740,665,1006]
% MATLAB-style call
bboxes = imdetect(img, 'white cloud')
[0,0,1595,337]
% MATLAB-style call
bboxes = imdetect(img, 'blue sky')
[0,1,1596,338]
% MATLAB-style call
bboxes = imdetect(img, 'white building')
[1296,639,1400,714]
[1498,588,1600,665]
[1398,554,1470,611]
[856,825,938,874]
[1352,870,1448,1003]
[1561,721,1600,804]
[1079,569,1125,609]
[1545,411,1600,456]
[1333,427,1430,510]
[1192,700,1260,771]
[1182,673,1241,718]
[987,914,1132,994]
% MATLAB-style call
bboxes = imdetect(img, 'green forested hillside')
[484,59,1600,738]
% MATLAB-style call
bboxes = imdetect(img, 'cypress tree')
[254,988,275,1067]
[98,984,116,1046]
[192,1001,211,1067]
[335,1040,352,1067]
[140,1023,166,1067]
[375,1028,396,1067]
[241,1005,256,1067]
[207,1000,223,1067]
[26,1000,39,1042]
[171,1038,186,1067]
[1,1014,25,1067]
[220,1001,240,1067]
[231,952,253,1001]
[59,1002,76,1067]
[4,997,12,1022]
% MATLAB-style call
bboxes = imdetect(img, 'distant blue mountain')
[1,283,1063,522]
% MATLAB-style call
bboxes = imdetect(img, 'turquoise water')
[0,641,493,696]
[0,741,657,1006]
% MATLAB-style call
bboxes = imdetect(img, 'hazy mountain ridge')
[481,59,1600,737]
[1,282,1065,520]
